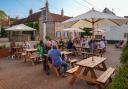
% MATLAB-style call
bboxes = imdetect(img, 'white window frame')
[56,31,61,37]
[64,31,68,38]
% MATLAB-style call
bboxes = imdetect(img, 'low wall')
[0,48,10,58]
[0,41,39,48]
[0,38,9,42]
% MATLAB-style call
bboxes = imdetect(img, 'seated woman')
[59,39,64,49]
[23,41,32,49]
[37,40,44,63]
[67,39,73,50]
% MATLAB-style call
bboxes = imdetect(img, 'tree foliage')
[0,10,7,20]
[26,21,39,31]
[82,27,92,36]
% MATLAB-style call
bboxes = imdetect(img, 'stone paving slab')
[0,44,121,89]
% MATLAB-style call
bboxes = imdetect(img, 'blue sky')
[0,0,128,18]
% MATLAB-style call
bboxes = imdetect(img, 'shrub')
[120,43,128,64]
[108,64,128,89]
[0,44,6,49]
[45,35,51,40]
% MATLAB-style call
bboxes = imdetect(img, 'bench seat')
[67,66,79,74]
[69,59,78,63]
[97,67,115,84]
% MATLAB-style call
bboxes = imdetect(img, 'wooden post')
[92,19,95,61]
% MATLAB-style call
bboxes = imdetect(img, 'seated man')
[23,40,32,49]
[89,39,97,53]
[48,45,68,77]
[99,39,106,52]
[10,40,16,59]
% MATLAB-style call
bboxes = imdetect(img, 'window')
[56,31,61,37]
[64,32,68,38]
[124,33,128,38]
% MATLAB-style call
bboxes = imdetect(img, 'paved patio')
[0,44,121,89]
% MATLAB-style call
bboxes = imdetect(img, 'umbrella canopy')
[63,9,127,26]
[90,28,106,36]
[63,27,84,32]
[5,24,36,31]
[63,9,128,61]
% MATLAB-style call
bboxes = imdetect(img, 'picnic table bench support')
[66,66,82,85]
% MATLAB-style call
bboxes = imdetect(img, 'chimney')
[45,0,49,12]
[16,16,19,20]
[61,8,64,16]
[8,16,11,25]
[29,9,33,16]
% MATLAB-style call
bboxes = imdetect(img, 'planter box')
[0,48,10,58]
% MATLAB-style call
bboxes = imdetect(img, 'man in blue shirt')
[48,46,68,77]
[89,39,97,53]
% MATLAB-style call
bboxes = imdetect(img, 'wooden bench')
[81,52,88,59]
[47,62,61,76]
[67,66,79,74]
[44,54,61,76]
[69,59,78,67]
[96,67,115,89]
[66,66,80,85]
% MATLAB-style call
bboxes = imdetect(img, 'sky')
[0,0,128,19]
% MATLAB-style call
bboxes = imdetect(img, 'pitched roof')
[50,13,71,22]
[102,8,115,15]
[0,19,13,26]
[12,11,71,25]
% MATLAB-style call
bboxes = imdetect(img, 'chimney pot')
[29,9,33,15]
[61,8,64,16]
[16,16,19,20]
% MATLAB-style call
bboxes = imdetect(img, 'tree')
[0,10,7,20]
[82,27,92,36]
[0,10,7,37]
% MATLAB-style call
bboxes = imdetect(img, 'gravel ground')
[0,44,121,89]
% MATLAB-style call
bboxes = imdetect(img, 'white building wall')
[102,24,128,41]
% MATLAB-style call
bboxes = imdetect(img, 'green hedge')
[120,44,128,64]
[108,64,128,89]
[109,43,128,89]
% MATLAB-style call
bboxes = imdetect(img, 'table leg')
[101,62,107,71]
[90,68,97,79]
[83,67,90,75]
[69,66,82,85]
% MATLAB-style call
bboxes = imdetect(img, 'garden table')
[69,56,107,85]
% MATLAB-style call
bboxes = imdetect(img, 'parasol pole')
[92,18,95,61]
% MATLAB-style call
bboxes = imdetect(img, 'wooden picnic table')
[82,46,90,51]
[24,48,38,65]
[69,56,107,86]
[25,48,37,53]
[12,47,23,59]
[61,51,72,55]
[44,51,72,57]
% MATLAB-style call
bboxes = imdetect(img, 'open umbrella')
[5,24,36,41]
[63,27,84,32]
[90,28,106,35]
[63,27,84,39]
[5,24,36,31]
[63,8,128,61]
